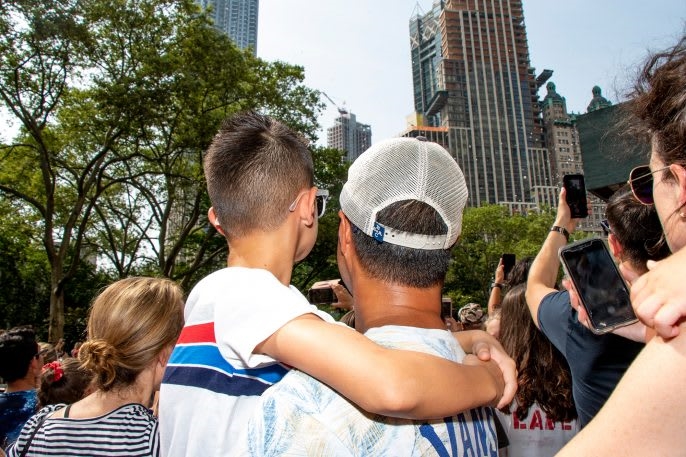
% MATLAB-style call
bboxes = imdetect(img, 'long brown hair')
[498,284,576,422]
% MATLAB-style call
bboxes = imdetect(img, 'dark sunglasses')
[627,165,671,205]
[600,219,611,236]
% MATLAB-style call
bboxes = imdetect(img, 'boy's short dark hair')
[204,111,314,239]
[0,326,38,383]
[606,186,671,270]
[350,200,452,288]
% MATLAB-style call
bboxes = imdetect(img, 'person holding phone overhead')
[524,185,668,427]
[558,34,686,456]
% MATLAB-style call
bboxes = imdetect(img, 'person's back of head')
[506,257,534,287]
[0,326,38,384]
[38,357,93,408]
[499,284,576,423]
[78,277,184,392]
[204,111,314,240]
[606,185,671,273]
[340,137,468,287]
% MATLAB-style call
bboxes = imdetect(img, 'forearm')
[487,286,502,314]
[558,322,686,456]
[261,314,501,419]
[529,231,566,289]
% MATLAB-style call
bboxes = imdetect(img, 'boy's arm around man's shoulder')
[255,313,512,420]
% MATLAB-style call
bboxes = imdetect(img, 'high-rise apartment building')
[327,112,372,162]
[198,0,259,54]
[410,0,551,208]
[541,81,583,184]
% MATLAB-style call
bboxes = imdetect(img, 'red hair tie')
[42,361,64,382]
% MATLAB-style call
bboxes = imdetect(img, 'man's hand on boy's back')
[454,330,517,409]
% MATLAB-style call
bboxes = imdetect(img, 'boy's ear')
[296,187,318,226]
[208,207,226,236]
[608,233,623,260]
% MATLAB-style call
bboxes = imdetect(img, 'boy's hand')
[631,249,686,339]
[457,330,517,409]
[462,355,506,408]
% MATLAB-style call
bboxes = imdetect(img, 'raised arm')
[487,259,505,315]
[256,313,510,419]
[556,322,686,456]
[525,188,577,328]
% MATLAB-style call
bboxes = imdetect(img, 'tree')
[0,0,322,339]
[445,205,555,307]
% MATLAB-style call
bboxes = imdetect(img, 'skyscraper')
[327,112,372,162]
[199,0,259,54]
[410,0,551,208]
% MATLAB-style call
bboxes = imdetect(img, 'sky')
[257,0,686,145]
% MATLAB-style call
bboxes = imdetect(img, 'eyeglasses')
[627,165,672,205]
[600,219,611,236]
[288,188,329,218]
[315,189,329,218]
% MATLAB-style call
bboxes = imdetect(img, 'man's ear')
[608,233,623,261]
[208,207,226,236]
[337,210,353,255]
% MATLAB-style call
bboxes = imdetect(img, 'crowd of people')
[1,33,686,456]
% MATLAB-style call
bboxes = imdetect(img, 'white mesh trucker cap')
[340,137,468,250]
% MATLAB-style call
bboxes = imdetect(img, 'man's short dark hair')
[606,186,671,270]
[349,200,452,288]
[204,111,314,239]
[0,326,38,383]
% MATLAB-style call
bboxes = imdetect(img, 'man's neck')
[6,377,36,393]
[353,279,445,333]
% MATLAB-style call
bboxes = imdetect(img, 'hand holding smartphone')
[559,238,637,334]
[563,174,588,219]
[501,254,516,280]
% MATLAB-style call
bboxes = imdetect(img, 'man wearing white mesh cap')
[248,137,513,456]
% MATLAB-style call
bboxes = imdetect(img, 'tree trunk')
[48,273,65,342]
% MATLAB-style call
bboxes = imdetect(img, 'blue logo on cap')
[372,222,385,243]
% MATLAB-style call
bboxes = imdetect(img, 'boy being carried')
[159,112,515,456]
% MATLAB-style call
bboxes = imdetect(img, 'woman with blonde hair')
[8,277,184,457]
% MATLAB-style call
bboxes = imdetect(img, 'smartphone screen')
[307,285,335,304]
[559,238,637,333]
[440,297,453,319]
[563,174,588,218]
[501,254,516,279]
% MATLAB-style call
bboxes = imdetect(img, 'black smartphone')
[307,279,347,305]
[501,254,516,279]
[559,238,637,334]
[440,297,453,320]
[562,174,588,218]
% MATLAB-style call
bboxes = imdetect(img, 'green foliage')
[292,147,349,291]
[0,0,323,337]
[445,205,555,307]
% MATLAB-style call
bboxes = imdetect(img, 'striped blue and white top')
[158,267,336,457]
[7,403,159,456]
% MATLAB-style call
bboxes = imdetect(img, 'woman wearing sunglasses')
[558,35,686,455]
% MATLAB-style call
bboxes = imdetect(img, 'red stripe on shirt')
[176,322,216,344]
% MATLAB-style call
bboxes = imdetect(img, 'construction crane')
[321,91,348,116]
